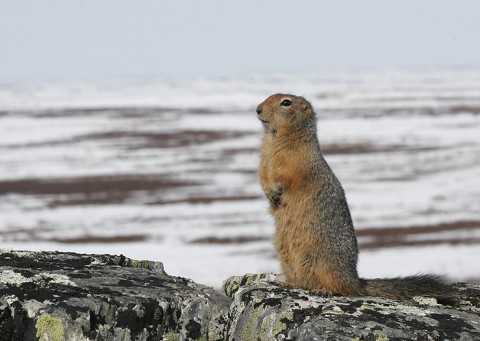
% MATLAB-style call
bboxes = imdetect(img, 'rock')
[223,273,480,341]
[1,250,479,341]
[0,250,231,340]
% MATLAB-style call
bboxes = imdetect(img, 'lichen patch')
[35,314,65,341]
[0,269,30,286]
[0,270,77,287]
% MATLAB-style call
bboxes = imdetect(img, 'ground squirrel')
[257,93,453,301]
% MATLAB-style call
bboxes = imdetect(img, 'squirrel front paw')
[266,183,284,208]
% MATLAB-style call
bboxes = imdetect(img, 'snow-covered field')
[1,68,479,287]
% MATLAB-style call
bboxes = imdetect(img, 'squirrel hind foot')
[311,288,333,298]
[274,280,292,289]
[275,280,333,298]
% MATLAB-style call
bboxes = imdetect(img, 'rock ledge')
[1,250,479,340]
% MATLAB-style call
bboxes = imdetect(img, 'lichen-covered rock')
[2,250,479,341]
[223,273,480,341]
[0,250,231,340]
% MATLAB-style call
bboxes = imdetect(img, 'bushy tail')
[361,274,455,304]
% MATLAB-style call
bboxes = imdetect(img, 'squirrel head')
[256,94,316,136]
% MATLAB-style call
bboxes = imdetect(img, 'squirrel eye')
[280,99,292,107]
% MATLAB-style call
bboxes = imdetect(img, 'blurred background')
[1,1,479,288]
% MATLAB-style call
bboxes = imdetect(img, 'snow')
[1,68,479,288]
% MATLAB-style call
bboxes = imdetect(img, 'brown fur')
[257,94,453,301]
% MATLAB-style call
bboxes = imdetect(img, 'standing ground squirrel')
[257,93,453,301]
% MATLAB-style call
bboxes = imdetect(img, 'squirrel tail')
[361,274,455,304]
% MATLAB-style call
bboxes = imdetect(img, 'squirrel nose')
[256,105,262,115]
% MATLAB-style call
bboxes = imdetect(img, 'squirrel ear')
[303,104,309,111]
